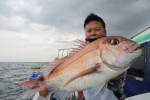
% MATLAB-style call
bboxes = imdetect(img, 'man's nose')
[91,30,96,35]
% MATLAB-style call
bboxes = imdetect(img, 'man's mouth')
[85,38,99,43]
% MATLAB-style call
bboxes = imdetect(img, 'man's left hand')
[110,72,125,81]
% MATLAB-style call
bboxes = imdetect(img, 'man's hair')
[84,13,106,29]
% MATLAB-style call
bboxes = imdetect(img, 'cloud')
[0,0,150,62]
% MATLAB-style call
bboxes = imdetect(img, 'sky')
[0,0,150,62]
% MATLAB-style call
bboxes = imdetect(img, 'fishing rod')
[130,27,150,39]
[130,26,150,44]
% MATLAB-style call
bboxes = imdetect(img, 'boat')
[31,67,41,70]
[29,72,43,81]
[124,27,150,100]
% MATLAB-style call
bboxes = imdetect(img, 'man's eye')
[95,28,100,31]
[87,30,91,33]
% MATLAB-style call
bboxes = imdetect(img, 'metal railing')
[57,48,75,59]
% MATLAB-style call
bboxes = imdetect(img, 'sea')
[0,62,49,100]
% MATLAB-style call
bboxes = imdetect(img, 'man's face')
[84,20,106,39]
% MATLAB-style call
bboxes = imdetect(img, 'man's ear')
[104,30,107,36]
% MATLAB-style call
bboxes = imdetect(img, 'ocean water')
[0,62,49,100]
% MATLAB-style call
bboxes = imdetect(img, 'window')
[127,43,146,81]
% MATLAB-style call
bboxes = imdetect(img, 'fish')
[21,36,142,100]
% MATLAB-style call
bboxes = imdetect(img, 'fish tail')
[22,87,40,99]
[21,80,40,89]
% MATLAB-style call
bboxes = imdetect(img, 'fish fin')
[21,80,39,89]
[22,87,40,99]
[68,40,90,56]
[47,87,74,100]
[90,81,108,98]
[32,92,51,100]
[101,81,108,94]
[44,59,65,78]
[64,63,101,86]
[44,40,89,78]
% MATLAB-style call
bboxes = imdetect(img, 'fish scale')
[46,49,101,91]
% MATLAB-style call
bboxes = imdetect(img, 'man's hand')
[36,75,49,98]
[36,75,44,81]
[110,72,125,81]
[77,91,85,100]
[38,85,49,98]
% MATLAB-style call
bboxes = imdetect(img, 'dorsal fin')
[44,59,65,78]
[44,40,90,78]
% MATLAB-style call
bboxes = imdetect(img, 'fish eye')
[111,39,120,45]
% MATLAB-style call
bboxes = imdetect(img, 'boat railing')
[57,48,75,59]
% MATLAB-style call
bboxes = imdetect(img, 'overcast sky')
[0,0,150,62]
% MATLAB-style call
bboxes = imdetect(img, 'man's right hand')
[36,75,49,98]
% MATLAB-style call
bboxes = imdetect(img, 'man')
[37,13,126,100]
[75,13,126,100]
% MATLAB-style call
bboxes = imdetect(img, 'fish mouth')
[127,44,141,53]
[133,45,140,51]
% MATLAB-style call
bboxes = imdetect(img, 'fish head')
[99,36,142,71]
